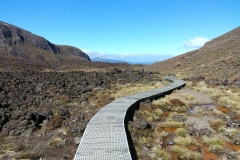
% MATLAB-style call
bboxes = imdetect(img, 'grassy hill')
[145,26,240,84]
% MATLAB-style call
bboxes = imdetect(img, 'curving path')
[74,77,185,160]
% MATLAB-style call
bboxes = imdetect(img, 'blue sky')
[1,1,239,62]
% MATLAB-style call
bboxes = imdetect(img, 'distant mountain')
[91,57,156,65]
[146,26,240,83]
[0,21,90,61]
[91,57,131,64]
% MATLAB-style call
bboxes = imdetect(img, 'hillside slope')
[146,26,240,83]
[0,21,90,61]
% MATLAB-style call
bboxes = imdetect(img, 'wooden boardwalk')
[74,77,185,160]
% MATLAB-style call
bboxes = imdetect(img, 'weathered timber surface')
[74,77,185,160]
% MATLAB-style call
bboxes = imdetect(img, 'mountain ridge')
[0,21,90,61]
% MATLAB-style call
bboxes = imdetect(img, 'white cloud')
[183,37,209,49]
[82,49,106,58]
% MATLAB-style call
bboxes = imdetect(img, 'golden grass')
[15,152,40,160]
[188,81,240,111]
[154,130,169,139]
[159,121,184,128]
[202,136,223,146]
[111,81,170,99]
[152,95,172,106]
[173,136,198,147]
[180,93,196,101]
[171,145,202,160]
[208,144,224,153]
[144,108,164,122]
[48,137,65,147]
[153,147,171,160]
[175,128,187,137]
[210,119,225,131]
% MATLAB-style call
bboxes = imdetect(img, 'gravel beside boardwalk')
[74,77,185,160]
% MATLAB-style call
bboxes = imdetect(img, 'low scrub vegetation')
[130,81,240,159]
[159,121,184,128]
[171,145,202,160]
[15,152,40,160]
[48,137,65,148]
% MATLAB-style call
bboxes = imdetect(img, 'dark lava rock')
[140,99,153,110]
[187,127,212,137]
[129,118,149,130]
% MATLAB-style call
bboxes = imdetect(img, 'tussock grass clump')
[180,93,196,101]
[15,152,40,160]
[141,107,163,122]
[202,136,223,146]
[210,119,225,131]
[155,130,169,139]
[167,112,179,119]
[48,137,65,147]
[173,136,198,147]
[155,108,163,116]
[159,121,184,128]
[147,108,164,122]
[153,148,171,160]
[218,96,240,109]
[139,136,152,144]
[208,144,224,153]
[174,106,188,112]
[175,128,187,137]
[171,145,202,160]
[227,128,240,139]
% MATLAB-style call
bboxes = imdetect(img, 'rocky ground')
[1,59,239,160]
[128,81,240,160]
[0,61,163,160]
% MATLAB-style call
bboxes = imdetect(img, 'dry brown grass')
[171,145,202,160]
[57,95,70,104]
[48,137,65,148]
[188,81,240,111]
[46,115,64,130]
[169,98,185,106]
[210,119,225,132]
[180,93,196,101]
[15,152,40,160]
[111,81,169,99]
[173,136,198,146]
[159,121,184,128]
